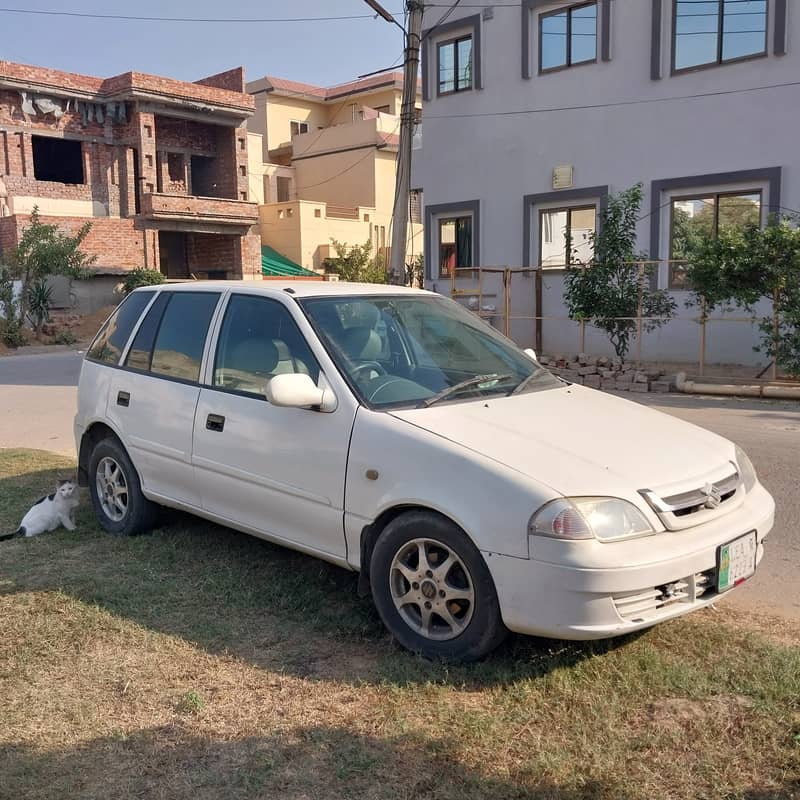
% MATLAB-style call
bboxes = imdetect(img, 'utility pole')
[365,0,424,285]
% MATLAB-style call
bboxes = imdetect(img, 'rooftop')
[0,60,254,114]
[247,72,420,103]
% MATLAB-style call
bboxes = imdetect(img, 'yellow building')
[246,73,422,274]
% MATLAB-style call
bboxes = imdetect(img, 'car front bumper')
[484,483,775,640]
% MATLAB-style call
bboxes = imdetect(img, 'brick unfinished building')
[0,60,261,292]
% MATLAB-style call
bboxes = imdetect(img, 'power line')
[294,119,401,192]
[0,6,404,23]
[423,78,800,120]
[422,0,464,41]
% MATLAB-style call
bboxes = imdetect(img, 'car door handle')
[117,391,130,407]
[206,413,225,432]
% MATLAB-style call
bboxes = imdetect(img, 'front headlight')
[529,497,654,541]
[735,445,758,492]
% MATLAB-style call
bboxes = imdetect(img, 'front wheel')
[88,437,158,536]
[370,511,507,662]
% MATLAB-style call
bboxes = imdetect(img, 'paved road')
[1,351,798,619]
[619,392,800,621]
[0,351,83,454]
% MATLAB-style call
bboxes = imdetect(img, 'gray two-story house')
[413,0,796,366]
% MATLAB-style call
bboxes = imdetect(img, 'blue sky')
[0,0,405,88]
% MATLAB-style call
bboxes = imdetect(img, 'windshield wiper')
[510,367,549,395]
[419,374,512,408]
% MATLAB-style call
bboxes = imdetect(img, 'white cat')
[1,480,79,540]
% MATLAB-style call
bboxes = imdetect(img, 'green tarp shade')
[261,245,317,277]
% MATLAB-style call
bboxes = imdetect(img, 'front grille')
[613,568,717,623]
[640,466,742,530]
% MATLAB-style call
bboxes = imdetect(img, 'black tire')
[88,437,158,536]
[370,511,507,662]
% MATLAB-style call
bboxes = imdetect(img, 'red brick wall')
[154,116,217,153]
[0,215,16,257]
[0,213,152,269]
[0,61,254,113]
[195,67,246,93]
[187,232,236,273]
[241,227,263,279]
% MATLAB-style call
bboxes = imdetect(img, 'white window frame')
[434,212,475,279]
[290,120,309,137]
[530,198,602,271]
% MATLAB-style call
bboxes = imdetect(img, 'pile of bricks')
[539,354,673,394]
[41,311,81,336]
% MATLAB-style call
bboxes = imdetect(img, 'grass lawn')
[1,448,798,800]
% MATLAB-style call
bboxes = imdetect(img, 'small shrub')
[53,329,77,345]
[177,690,206,714]
[27,279,53,333]
[122,269,166,295]
[0,318,26,348]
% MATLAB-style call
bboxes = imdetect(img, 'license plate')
[717,531,757,593]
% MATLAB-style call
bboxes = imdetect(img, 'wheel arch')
[77,422,126,487]
[356,504,472,598]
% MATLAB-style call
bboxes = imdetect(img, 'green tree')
[9,207,96,323]
[563,184,676,360]
[683,215,800,377]
[323,239,386,284]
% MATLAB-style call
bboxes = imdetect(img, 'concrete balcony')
[141,193,258,226]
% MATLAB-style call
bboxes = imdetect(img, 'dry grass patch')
[1,448,799,800]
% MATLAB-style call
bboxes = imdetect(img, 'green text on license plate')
[717,531,757,593]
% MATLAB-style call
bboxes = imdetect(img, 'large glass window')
[213,294,320,396]
[302,295,559,409]
[669,190,762,289]
[149,292,221,382]
[673,0,767,72]
[86,291,155,365]
[539,206,596,268]
[540,2,597,72]
[439,216,473,276]
[438,35,473,94]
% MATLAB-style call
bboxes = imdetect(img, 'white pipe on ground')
[674,372,800,400]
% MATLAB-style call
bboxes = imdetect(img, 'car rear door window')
[87,291,155,365]
[149,292,221,383]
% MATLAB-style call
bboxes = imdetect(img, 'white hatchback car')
[76,282,774,661]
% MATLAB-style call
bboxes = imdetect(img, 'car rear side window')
[149,292,221,382]
[87,291,156,365]
[124,292,170,372]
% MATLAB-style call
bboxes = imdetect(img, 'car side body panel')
[344,406,559,566]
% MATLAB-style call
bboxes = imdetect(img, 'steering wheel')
[351,361,387,379]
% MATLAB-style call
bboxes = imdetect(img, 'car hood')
[389,385,734,497]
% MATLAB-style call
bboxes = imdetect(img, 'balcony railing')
[140,192,258,225]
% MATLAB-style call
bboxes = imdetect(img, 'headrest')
[228,337,279,374]
[341,326,382,361]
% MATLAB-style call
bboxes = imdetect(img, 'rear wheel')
[88,438,158,536]
[370,511,507,661]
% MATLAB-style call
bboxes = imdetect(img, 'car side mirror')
[524,348,538,361]
[265,373,337,412]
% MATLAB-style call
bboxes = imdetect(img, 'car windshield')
[300,294,561,408]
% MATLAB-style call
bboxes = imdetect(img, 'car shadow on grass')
[1,464,642,689]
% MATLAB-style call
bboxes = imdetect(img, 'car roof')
[139,280,434,299]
